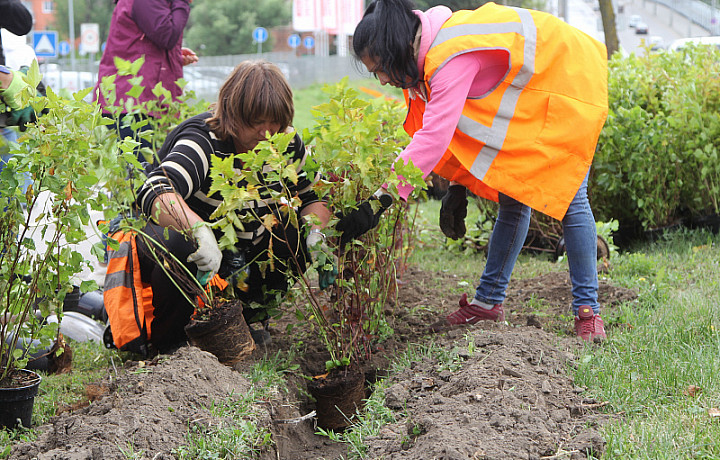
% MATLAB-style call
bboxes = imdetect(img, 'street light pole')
[69,0,76,72]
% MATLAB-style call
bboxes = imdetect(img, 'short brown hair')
[206,60,294,141]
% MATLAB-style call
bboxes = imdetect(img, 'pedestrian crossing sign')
[33,31,58,58]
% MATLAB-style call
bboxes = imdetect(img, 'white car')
[41,67,96,101]
[668,36,720,52]
[635,22,649,35]
[648,36,665,51]
[628,14,642,28]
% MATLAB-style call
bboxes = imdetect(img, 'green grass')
[292,78,403,133]
[573,228,720,459]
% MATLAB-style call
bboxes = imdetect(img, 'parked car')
[635,21,649,34]
[41,65,95,102]
[668,36,720,51]
[648,36,665,51]
[628,14,642,28]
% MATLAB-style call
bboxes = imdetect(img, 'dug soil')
[10,269,637,460]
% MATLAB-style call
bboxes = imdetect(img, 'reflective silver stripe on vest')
[104,241,132,291]
[427,8,537,180]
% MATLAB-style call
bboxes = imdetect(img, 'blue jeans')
[475,172,599,315]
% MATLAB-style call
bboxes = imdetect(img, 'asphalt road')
[569,0,711,54]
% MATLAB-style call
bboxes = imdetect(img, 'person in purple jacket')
[94,0,198,161]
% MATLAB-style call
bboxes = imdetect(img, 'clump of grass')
[173,351,296,459]
[575,228,720,458]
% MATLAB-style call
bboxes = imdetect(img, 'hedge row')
[590,45,720,234]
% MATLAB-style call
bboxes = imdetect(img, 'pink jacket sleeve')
[395,50,508,200]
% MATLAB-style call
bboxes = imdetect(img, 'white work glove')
[306,229,337,290]
[187,225,222,285]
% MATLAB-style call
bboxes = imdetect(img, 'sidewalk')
[566,0,604,41]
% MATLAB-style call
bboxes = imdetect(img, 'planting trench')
[9,269,637,460]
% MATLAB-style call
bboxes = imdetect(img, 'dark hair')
[206,60,294,141]
[352,0,421,89]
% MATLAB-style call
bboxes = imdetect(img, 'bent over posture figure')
[348,0,609,341]
[105,61,337,354]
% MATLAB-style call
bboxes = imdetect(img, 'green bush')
[591,45,720,232]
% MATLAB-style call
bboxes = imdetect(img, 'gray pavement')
[567,0,710,53]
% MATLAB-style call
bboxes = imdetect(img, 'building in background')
[21,0,55,31]
[292,0,364,56]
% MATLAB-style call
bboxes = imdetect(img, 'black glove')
[439,184,468,240]
[336,193,393,246]
[6,106,35,131]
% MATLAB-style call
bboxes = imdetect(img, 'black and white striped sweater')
[136,112,321,248]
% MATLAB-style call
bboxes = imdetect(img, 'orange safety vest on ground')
[103,228,229,356]
[404,3,608,220]
[103,229,155,355]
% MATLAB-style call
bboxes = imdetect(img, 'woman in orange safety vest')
[346,0,609,342]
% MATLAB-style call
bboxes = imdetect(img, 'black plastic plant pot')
[0,369,42,429]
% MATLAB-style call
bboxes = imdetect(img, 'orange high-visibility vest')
[404,3,608,220]
[104,229,155,355]
[103,229,230,356]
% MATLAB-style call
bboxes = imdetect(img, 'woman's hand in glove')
[439,184,468,240]
[187,225,222,285]
[1,69,35,130]
[336,191,393,246]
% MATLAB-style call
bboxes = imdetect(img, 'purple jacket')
[94,0,190,111]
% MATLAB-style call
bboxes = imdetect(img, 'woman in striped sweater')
[133,60,334,350]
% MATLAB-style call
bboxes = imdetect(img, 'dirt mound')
[9,269,637,459]
[10,347,275,460]
[363,325,610,459]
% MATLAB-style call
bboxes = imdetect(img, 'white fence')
[644,0,720,34]
[42,53,371,103]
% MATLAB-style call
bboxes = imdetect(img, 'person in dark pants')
[114,61,337,353]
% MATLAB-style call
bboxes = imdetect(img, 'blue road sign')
[33,31,58,58]
[288,34,301,48]
[303,36,315,49]
[58,41,71,56]
[253,27,268,43]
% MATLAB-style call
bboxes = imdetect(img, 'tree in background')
[184,0,291,55]
[52,0,115,44]
[598,0,619,57]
